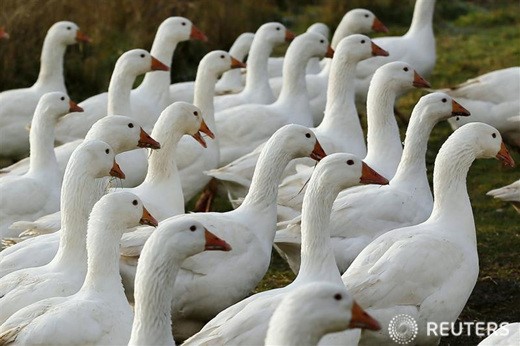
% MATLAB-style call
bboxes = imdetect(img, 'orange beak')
[75,30,91,43]
[68,100,83,113]
[310,140,327,161]
[139,206,158,227]
[451,99,470,117]
[348,301,381,331]
[285,30,296,42]
[371,17,389,33]
[110,160,126,179]
[412,70,431,88]
[360,162,389,185]
[496,142,515,167]
[230,56,246,69]
[192,119,215,148]
[371,42,389,57]
[138,128,161,149]
[325,46,334,58]
[150,56,169,71]
[204,228,232,251]
[190,24,208,42]
[0,27,9,40]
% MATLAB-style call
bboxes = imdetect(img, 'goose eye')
[182,22,186,26]
[492,133,497,138]
[140,54,145,58]
[305,133,311,138]
[334,293,342,301]
[220,54,225,59]
[193,111,198,116]
[442,98,447,103]
[456,117,460,121]
[128,123,134,128]
[403,67,409,72]
[67,26,71,30]
[320,39,324,43]
[276,27,280,31]
[347,160,354,165]
[60,96,65,101]
[361,40,365,44]
[365,14,369,18]
[105,148,110,154]
[132,200,138,206]
[190,225,197,232]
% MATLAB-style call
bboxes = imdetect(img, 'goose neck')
[277,45,311,103]
[144,128,184,184]
[129,235,181,345]
[107,64,136,115]
[139,30,178,92]
[35,34,66,89]
[408,0,436,35]
[81,220,126,293]
[28,109,59,175]
[242,38,274,98]
[266,320,322,346]
[298,173,341,281]
[364,78,403,177]
[193,65,218,130]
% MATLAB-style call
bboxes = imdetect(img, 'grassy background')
[1,0,519,344]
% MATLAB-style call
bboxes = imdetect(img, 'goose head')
[75,139,125,179]
[316,153,389,189]
[38,91,83,121]
[373,61,431,94]
[157,17,207,43]
[48,21,91,45]
[267,282,380,343]
[292,32,334,60]
[335,34,388,63]
[154,102,214,148]
[117,49,169,75]
[462,123,515,167]
[85,115,160,153]
[342,9,388,34]
[257,22,295,45]
[272,124,327,162]
[155,218,231,259]
[414,92,471,124]
[306,23,330,39]
[199,50,246,79]
[92,191,158,231]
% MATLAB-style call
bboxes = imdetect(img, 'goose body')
[0,140,125,326]
[275,93,470,274]
[487,179,520,213]
[0,92,82,238]
[0,192,158,345]
[54,49,168,144]
[478,323,520,346]
[0,21,89,159]
[216,32,333,166]
[184,153,386,345]
[325,123,515,345]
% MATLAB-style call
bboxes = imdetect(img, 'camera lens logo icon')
[388,314,418,344]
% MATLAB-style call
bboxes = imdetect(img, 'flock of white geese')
[0,0,519,345]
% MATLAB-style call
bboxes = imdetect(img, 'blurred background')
[0,1,518,344]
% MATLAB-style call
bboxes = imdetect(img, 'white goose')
[0,21,90,159]
[487,179,520,213]
[216,32,333,166]
[275,61,430,220]
[183,153,387,345]
[265,282,380,346]
[478,323,520,346]
[269,9,389,125]
[55,49,169,144]
[0,140,126,325]
[215,32,255,95]
[128,219,231,346]
[0,192,158,345]
[354,0,437,105]
[275,93,470,274]
[0,117,158,278]
[0,92,82,238]
[207,34,387,205]
[327,123,515,346]
[445,67,520,149]
[115,102,213,221]
[213,23,295,113]
[119,125,326,340]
